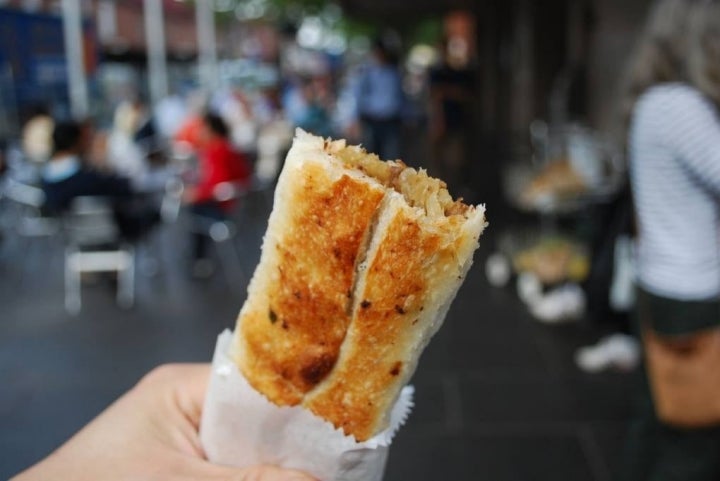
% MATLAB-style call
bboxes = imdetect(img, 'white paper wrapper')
[200,330,414,481]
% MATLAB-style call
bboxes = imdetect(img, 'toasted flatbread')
[233,130,486,440]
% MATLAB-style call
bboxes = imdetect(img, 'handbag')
[639,289,720,427]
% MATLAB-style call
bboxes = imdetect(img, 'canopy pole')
[61,0,89,119]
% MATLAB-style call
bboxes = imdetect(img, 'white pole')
[97,0,117,43]
[196,0,218,91]
[144,0,168,106]
[61,0,89,119]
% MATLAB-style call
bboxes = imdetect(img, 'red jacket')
[194,138,251,209]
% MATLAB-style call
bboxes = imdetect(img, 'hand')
[11,364,316,481]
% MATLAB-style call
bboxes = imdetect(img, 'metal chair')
[63,196,135,315]
[187,181,247,286]
[2,178,59,237]
[160,177,184,224]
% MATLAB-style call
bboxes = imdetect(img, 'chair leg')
[117,249,135,309]
[65,252,81,315]
[138,236,160,277]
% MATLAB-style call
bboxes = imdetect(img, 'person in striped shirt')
[621,0,720,479]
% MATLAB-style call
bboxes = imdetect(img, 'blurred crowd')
[0,33,480,280]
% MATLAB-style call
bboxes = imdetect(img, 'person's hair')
[372,36,399,66]
[203,113,230,139]
[27,103,49,119]
[52,121,83,154]
[622,0,720,123]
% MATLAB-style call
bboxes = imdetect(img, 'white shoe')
[575,333,640,373]
[529,283,585,323]
[486,252,512,287]
[517,272,543,305]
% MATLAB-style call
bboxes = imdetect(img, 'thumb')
[218,464,318,481]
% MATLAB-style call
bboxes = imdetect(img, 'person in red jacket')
[184,113,251,275]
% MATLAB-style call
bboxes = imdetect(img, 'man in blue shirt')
[354,39,404,160]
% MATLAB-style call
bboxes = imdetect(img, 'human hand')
[11,364,316,481]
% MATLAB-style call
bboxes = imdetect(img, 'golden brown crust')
[303,206,441,440]
[234,130,485,440]
[237,160,386,405]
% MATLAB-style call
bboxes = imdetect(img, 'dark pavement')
[0,187,634,481]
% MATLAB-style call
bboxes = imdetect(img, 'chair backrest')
[4,179,45,208]
[63,196,120,248]
[160,177,184,223]
[2,179,60,237]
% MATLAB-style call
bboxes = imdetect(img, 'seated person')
[106,101,149,185]
[21,104,54,165]
[106,101,172,193]
[184,113,251,275]
[42,121,159,242]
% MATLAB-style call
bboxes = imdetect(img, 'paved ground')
[0,182,635,480]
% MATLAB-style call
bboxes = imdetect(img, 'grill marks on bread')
[237,161,385,404]
[234,131,485,440]
[303,207,439,439]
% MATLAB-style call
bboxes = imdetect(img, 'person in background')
[106,100,174,193]
[215,86,257,154]
[10,364,316,481]
[131,96,160,156]
[155,89,188,140]
[255,88,293,185]
[42,121,131,213]
[294,76,334,138]
[620,0,720,479]
[428,36,475,194]
[106,100,147,182]
[42,121,158,242]
[283,76,309,128]
[174,91,209,160]
[184,113,251,277]
[353,38,404,160]
[21,104,54,165]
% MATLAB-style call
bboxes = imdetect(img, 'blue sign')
[0,8,70,113]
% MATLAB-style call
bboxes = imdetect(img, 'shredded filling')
[333,146,471,219]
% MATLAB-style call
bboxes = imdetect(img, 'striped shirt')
[630,84,720,300]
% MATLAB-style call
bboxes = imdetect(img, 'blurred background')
[0,0,653,479]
